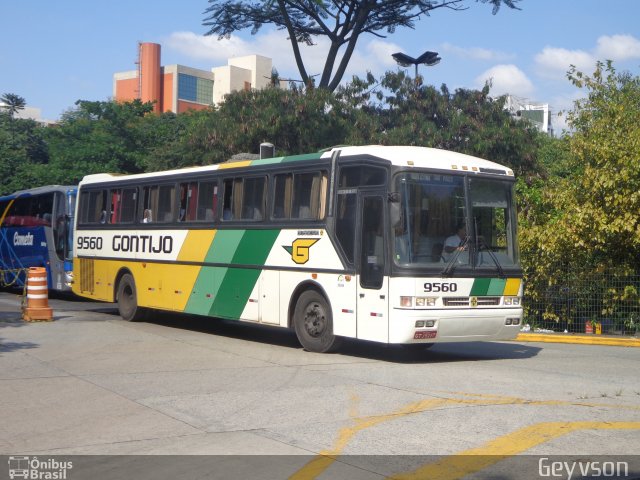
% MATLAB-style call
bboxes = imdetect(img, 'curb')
[515,332,640,347]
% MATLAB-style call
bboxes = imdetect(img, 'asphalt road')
[1,291,639,479]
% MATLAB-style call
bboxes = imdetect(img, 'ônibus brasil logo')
[283,238,319,265]
[8,456,73,479]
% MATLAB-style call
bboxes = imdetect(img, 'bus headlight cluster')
[416,297,437,307]
[400,297,437,308]
[504,296,521,306]
[505,318,521,325]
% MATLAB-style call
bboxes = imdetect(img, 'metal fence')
[522,270,640,336]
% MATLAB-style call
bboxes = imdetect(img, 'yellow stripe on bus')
[503,278,521,296]
[177,230,217,262]
[219,160,252,169]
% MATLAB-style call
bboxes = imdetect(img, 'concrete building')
[505,95,553,136]
[113,42,276,114]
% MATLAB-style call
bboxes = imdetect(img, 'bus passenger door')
[356,194,389,343]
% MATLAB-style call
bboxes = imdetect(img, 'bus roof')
[326,146,514,175]
[79,145,513,186]
[0,185,77,201]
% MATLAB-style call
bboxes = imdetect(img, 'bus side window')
[110,188,137,224]
[195,181,218,222]
[179,182,199,222]
[222,178,241,221]
[80,190,107,224]
[242,177,266,221]
[273,173,292,219]
[292,172,325,220]
[273,171,327,221]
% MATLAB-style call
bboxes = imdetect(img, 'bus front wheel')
[117,273,145,321]
[293,290,342,353]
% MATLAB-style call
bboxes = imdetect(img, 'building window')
[178,73,213,105]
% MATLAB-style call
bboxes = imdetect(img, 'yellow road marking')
[288,391,640,480]
[390,421,640,480]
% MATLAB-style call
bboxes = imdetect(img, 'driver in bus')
[443,223,467,260]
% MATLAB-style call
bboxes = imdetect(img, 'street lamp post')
[392,50,441,82]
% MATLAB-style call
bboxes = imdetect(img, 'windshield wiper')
[476,236,506,278]
[441,235,470,277]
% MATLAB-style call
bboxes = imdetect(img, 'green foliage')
[1,77,545,195]
[337,71,541,177]
[519,62,640,328]
[44,99,155,183]
[0,114,50,195]
[1,93,27,118]
[203,0,521,91]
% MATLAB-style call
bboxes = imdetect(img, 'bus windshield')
[392,172,519,271]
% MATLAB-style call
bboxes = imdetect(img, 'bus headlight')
[416,297,437,307]
[504,296,521,306]
[401,297,437,308]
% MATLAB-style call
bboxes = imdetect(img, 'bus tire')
[293,290,342,353]
[117,273,145,321]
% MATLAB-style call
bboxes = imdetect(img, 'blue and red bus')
[0,185,77,293]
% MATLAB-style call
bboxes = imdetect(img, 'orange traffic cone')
[22,267,53,321]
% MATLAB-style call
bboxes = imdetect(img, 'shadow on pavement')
[145,310,542,364]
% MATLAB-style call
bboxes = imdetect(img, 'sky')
[1,0,639,133]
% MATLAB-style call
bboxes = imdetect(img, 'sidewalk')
[516,332,640,347]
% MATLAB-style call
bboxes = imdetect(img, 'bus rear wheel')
[293,290,342,353]
[117,273,145,321]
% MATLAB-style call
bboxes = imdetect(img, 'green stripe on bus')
[250,156,286,166]
[281,153,323,163]
[231,229,280,265]
[210,268,261,319]
[486,278,507,296]
[209,229,281,320]
[184,266,226,316]
[206,230,245,263]
[185,230,245,316]
[470,278,491,296]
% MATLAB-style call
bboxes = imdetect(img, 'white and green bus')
[72,145,522,352]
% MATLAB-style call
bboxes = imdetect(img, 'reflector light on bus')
[400,296,412,307]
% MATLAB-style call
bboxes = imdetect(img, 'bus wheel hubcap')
[304,304,325,337]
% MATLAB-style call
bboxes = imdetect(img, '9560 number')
[423,282,457,293]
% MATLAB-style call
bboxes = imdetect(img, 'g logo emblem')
[283,238,319,264]
[470,296,478,308]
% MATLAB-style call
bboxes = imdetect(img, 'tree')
[203,0,522,91]
[335,70,542,176]
[1,93,28,144]
[518,62,640,330]
[44,99,155,184]
[0,114,49,195]
[0,93,26,119]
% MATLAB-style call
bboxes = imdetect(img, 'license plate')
[414,330,437,339]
